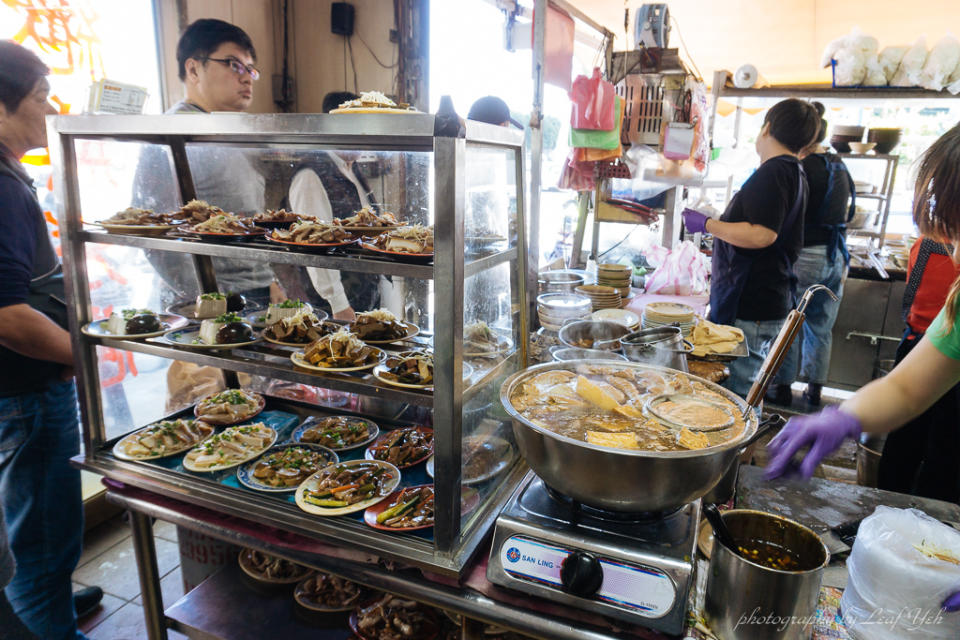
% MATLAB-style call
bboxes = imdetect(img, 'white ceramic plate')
[591,308,640,329]
[236,443,339,493]
[182,425,278,473]
[350,321,420,345]
[290,349,385,373]
[162,328,259,350]
[112,419,214,461]
[82,313,188,340]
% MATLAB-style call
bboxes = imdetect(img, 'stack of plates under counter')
[641,301,697,337]
[537,293,592,331]
[596,263,632,298]
[574,285,622,311]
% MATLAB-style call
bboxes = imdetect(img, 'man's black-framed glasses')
[203,56,260,81]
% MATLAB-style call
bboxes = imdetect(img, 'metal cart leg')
[129,510,168,640]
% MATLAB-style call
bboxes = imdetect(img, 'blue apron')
[709,165,805,325]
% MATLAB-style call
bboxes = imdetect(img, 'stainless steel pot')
[499,360,782,513]
[551,347,628,362]
[620,326,694,372]
[705,510,829,640]
[557,320,631,351]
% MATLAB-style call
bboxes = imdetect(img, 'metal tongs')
[743,284,840,416]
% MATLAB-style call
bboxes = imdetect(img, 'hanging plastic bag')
[569,96,622,150]
[569,67,615,131]
[842,506,960,639]
[643,241,709,295]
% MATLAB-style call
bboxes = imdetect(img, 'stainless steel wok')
[500,360,782,513]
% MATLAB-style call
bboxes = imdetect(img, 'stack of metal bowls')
[536,293,592,331]
[557,319,632,351]
[538,270,585,294]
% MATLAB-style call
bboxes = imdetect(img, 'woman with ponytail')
[765,122,960,611]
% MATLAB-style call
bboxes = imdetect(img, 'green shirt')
[927,306,960,360]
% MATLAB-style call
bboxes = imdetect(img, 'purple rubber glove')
[944,591,960,612]
[764,407,862,480]
[682,208,710,234]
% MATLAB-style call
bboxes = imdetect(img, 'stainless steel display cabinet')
[49,113,529,577]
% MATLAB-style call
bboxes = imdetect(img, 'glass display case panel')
[464,144,519,257]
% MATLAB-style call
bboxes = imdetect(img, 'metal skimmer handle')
[743,285,840,414]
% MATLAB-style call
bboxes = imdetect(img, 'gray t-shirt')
[131,101,274,296]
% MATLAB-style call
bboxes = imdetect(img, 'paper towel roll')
[734,64,759,88]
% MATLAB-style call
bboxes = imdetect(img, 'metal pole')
[570,192,590,268]
[528,0,546,306]
[129,510,167,640]
[431,136,465,552]
[48,124,105,454]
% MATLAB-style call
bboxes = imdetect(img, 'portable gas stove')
[488,472,699,635]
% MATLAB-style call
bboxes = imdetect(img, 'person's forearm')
[840,336,960,435]
[840,377,928,435]
[705,218,777,249]
[0,304,74,365]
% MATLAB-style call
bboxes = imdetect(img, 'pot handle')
[737,413,785,454]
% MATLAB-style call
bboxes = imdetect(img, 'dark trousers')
[877,330,960,503]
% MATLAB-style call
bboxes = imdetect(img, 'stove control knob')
[560,551,603,597]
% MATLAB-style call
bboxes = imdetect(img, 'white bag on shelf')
[842,506,960,639]
[879,45,909,82]
[918,35,960,91]
[891,37,929,86]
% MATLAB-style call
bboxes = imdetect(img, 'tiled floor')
[74,515,189,639]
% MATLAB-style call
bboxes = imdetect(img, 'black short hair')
[763,98,821,153]
[0,40,49,113]
[322,92,358,114]
[176,19,256,81]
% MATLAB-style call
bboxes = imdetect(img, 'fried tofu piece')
[586,431,640,450]
[576,375,643,417]
[677,427,710,450]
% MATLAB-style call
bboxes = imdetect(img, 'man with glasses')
[133,19,289,306]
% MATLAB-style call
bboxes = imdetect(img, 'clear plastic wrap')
[842,506,960,639]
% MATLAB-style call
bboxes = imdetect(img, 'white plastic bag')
[891,37,929,86]
[864,55,887,86]
[842,506,960,639]
[643,241,709,295]
[918,35,960,91]
[879,45,909,82]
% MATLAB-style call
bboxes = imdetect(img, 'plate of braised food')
[294,572,370,612]
[349,309,419,344]
[363,485,479,532]
[291,328,386,372]
[237,443,338,492]
[373,351,433,389]
[182,423,277,473]
[193,389,265,425]
[113,418,214,461]
[262,309,340,346]
[349,594,440,640]
[364,426,433,469]
[292,415,380,452]
[238,548,312,584]
[295,459,401,516]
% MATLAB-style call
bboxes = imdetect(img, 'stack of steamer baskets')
[596,263,632,299]
[575,285,622,311]
[642,301,697,337]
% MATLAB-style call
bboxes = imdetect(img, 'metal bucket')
[705,510,829,640]
[620,326,693,372]
[856,434,886,488]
